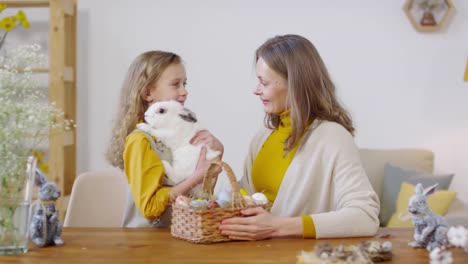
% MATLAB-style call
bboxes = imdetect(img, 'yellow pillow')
[386,182,457,227]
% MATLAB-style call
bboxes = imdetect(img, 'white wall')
[25,1,468,202]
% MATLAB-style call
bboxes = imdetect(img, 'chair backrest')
[64,168,128,227]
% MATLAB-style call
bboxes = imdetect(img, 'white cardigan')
[240,120,380,238]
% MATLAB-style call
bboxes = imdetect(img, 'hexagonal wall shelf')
[404,0,455,32]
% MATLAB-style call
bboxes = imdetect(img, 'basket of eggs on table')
[171,161,270,244]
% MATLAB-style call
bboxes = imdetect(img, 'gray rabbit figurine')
[408,183,449,251]
[30,168,64,247]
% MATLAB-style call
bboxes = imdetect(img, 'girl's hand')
[190,130,224,157]
[170,147,217,200]
[219,207,279,240]
[191,146,212,185]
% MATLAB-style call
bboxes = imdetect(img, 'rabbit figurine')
[137,100,221,196]
[407,183,449,251]
[30,168,64,247]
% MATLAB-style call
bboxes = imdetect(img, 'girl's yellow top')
[123,130,171,220]
[251,111,316,238]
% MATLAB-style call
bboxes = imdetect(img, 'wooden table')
[1,228,467,263]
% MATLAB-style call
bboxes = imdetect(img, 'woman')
[219,34,379,239]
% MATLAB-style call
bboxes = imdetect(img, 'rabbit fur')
[29,169,64,247]
[407,183,449,251]
[137,100,220,196]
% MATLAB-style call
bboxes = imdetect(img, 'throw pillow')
[380,163,454,226]
[387,182,457,227]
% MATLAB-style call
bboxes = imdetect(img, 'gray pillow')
[380,163,454,226]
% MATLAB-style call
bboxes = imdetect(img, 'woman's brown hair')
[256,34,354,153]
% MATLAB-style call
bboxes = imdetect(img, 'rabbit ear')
[423,183,438,197]
[415,183,424,195]
[35,168,47,187]
[187,109,197,119]
[186,109,197,122]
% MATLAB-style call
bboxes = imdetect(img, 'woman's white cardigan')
[241,120,380,238]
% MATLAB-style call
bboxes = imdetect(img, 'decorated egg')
[190,200,207,209]
[217,189,231,202]
[175,196,190,207]
[251,192,268,206]
[242,196,256,206]
[216,199,230,208]
[208,201,219,209]
[239,188,248,196]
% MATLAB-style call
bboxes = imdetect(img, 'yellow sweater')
[251,112,316,238]
[123,130,171,220]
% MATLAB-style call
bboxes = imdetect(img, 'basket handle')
[201,161,246,209]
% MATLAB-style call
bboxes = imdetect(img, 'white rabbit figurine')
[137,100,220,196]
[30,169,64,247]
[407,183,449,251]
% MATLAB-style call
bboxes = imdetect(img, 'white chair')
[64,168,128,227]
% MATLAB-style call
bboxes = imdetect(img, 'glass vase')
[0,156,36,255]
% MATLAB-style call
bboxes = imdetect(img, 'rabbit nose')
[408,207,417,214]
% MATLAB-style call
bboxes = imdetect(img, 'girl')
[219,34,380,239]
[106,51,223,227]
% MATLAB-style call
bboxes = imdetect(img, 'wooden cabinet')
[4,0,77,195]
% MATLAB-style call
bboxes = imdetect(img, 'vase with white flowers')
[0,43,73,255]
[0,6,73,254]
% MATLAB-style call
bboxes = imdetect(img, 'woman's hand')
[219,207,279,240]
[190,130,224,157]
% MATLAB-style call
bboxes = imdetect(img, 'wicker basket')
[171,161,259,244]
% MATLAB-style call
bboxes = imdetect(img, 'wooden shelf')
[403,0,455,32]
[48,0,77,195]
[2,1,50,8]
[63,130,75,146]
[31,68,49,73]
[0,67,49,73]
[0,67,74,79]
[5,0,78,196]
[3,1,74,15]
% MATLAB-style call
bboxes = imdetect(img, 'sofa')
[359,148,468,227]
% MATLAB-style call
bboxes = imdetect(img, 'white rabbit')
[407,183,449,251]
[137,100,220,196]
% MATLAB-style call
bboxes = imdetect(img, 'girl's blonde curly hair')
[106,51,182,169]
